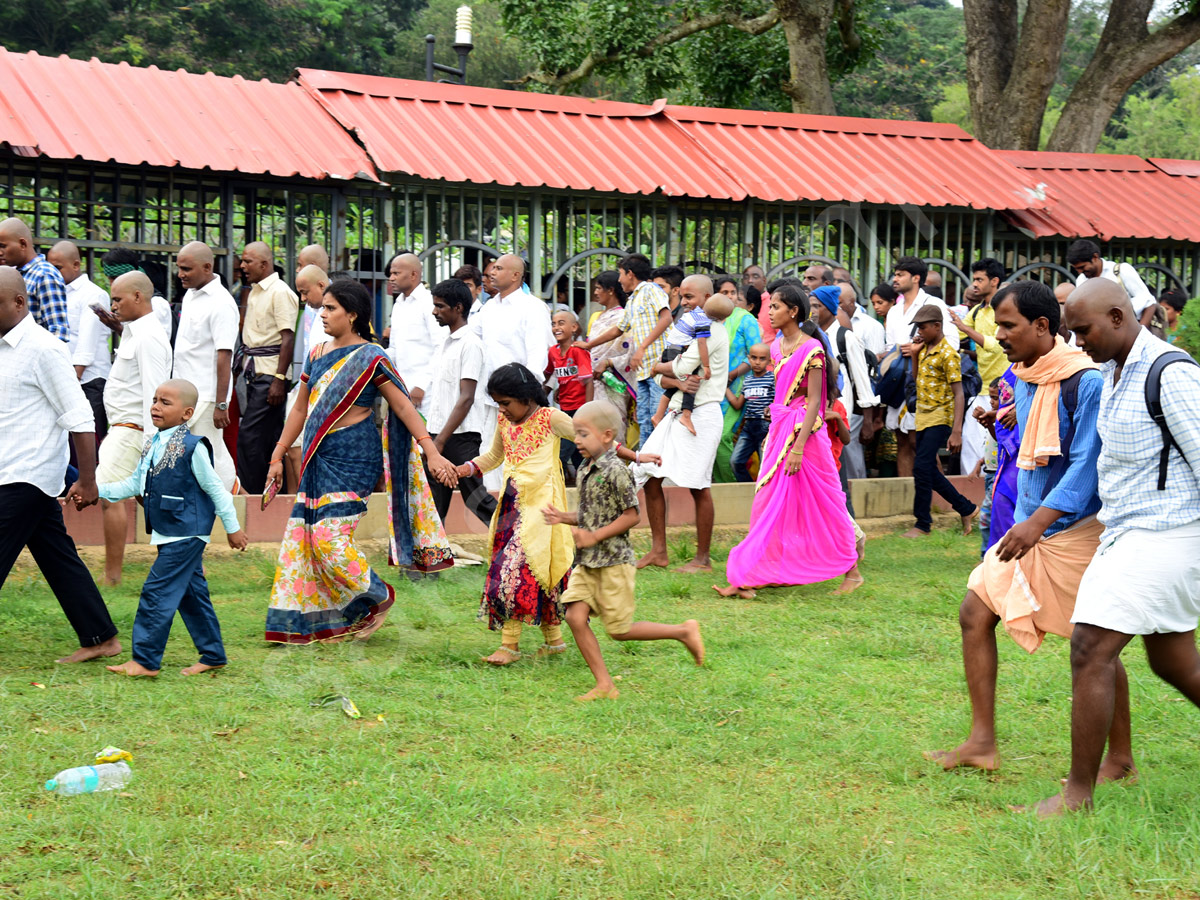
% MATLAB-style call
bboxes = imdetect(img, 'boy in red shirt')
[545,310,594,480]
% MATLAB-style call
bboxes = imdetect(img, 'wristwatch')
[216,401,229,411]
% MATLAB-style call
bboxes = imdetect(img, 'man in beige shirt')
[236,242,298,493]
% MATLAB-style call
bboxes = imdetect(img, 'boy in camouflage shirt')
[543,401,705,702]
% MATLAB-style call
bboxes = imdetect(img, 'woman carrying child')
[715,283,862,598]
[263,280,458,644]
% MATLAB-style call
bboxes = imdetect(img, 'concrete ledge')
[59,475,985,545]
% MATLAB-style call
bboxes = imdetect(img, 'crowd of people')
[2,209,1200,815]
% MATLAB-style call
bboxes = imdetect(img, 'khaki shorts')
[97,425,146,483]
[561,564,636,636]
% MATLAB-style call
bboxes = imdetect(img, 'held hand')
[542,504,569,526]
[973,406,996,427]
[67,479,98,509]
[455,462,476,478]
[227,530,249,551]
[996,519,1042,562]
[571,527,598,549]
[999,406,1017,430]
[214,408,231,430]
[266,460,284,491]
[266,378,287,406]
[428,455,458,488]
[785,449,804,476]
[947,429,963,454]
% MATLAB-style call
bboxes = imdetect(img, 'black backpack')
[1145,350,1200,490]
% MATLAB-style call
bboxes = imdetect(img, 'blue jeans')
[913,425,976,533]
[635,377,664,449]
[131,537,226,670]
[731,417,770,482]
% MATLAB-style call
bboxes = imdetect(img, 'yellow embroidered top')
[474,406,575,590]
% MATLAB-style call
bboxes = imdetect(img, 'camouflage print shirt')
[575,447,639,568]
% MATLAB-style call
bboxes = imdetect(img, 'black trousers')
[913,425,975,532]
[237,376,286,494]
[427,431,497,526]
[0,483,117,647]
[81,378,108,438]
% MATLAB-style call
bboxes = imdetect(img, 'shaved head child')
[94,379,248,677]
[542,400,705,702]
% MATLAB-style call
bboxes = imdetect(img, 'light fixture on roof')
[425,5,474,85]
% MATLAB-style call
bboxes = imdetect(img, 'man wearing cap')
[905,301,977,538]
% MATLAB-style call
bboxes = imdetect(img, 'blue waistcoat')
[144,433,217,538]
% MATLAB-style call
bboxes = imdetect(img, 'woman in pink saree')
[715,283,863,598]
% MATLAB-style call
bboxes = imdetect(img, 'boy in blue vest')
[97,378,247,677]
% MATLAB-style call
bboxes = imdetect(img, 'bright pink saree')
[724,336,858,588]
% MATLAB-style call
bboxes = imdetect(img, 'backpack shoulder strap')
[1145,350,1200,490]
[835,326,848,361]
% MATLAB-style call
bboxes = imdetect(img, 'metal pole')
[425,35,436,82]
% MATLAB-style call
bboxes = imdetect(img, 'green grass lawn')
[4,528,1200,899]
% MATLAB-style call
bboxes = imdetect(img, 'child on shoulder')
[459,365,650,666]
[543,401,703,702]
[94,379,247,677]
[651,277,712,436]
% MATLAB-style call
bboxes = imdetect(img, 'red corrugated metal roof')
[1150,157,1200,178]
[296,70,747,200]
[999,149,1200,242]
[662,105,1051,210]
[0,48,378,181]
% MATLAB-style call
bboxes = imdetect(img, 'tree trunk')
[776,0,838,116]
[1047,0,1200,152]
[962,0,1071,149]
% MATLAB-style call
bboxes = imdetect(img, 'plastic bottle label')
[83,766,99,792]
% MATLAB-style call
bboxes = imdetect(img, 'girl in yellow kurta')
[459,363,575,665]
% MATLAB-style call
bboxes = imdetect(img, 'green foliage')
[1100,72,1200,160]
[387,0,533,90]
[1170,291,1200,358]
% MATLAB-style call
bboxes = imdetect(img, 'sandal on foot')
[483,645,522,665]
[536,642,568,658]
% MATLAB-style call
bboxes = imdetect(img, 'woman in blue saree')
[264,280,458,644]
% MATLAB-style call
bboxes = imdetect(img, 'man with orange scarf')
[925,281,1136,782]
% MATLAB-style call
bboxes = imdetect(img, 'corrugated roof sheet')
[664,106,1051,210]
[0,48,378,181]
[296,70,747,200]
[999,150,1200,242]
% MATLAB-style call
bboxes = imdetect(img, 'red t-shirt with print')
[545,344,593,412]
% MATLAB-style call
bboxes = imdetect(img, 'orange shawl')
[1011,337,1096,470]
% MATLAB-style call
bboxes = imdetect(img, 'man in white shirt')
[425,278,497,527]
[386,252,446,409]
[1067,239,1158,329]
[96,248,175,342]
[174,242,239,491]
[47,241,112,438]
[841,283,886,357]
[884,256,959,476]
[0,266,120,664]
[822,286,881,482]
[98,271,172,585]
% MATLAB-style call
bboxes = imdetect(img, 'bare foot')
[713,583,756,599]
[105,660,159,677]
[901,527,929,539]
[675,559,712,574]
[835,569,864,594]
[353,609,390,642]
[103,576,122,587]
[1012,791,1092,818]
[682,619,704,665]
[181,662,225,676]
[57,636,122,664]
[961,506,978,536]
[924,741,999,772]
[575,686,620,702]
[636,551,670,570]
[536,642,568,658]
[677,410,697,436]
[482,645,522,666]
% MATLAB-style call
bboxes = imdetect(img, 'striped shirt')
[618,280,670,381]
[1097,328,1200,540]
[20,253,70,342]
[740,372,775,420]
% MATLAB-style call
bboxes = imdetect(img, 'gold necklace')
[780,328,803,356]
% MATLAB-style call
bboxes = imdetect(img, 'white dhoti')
[189,400,237,491]
[630,402,722,490]
[1072,519,1200,635]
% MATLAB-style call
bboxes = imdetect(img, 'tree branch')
[511,6,782,90]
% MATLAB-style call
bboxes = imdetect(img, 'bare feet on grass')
[675,558,712,574]
[923,740,999,772]
[1012,790,1092,818]
[682,619,705,666]
[353,609,389,641]
[57,636,121,664]
[181,662,225,676]
[575,686,620,702]
[636,550,670,570]
[676,409,697,436]
[961,506,979,536]
[105,660,159,677]
[482,645,521,666]
[835,567,864,594]
[901,527,929,539]
[713,584,756,599]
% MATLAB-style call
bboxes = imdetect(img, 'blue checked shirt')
[1011,369,1103,538]
[1097,327,1200,540]
[20,254,70,342]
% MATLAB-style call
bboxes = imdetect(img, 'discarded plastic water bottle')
[45,761,132,795]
